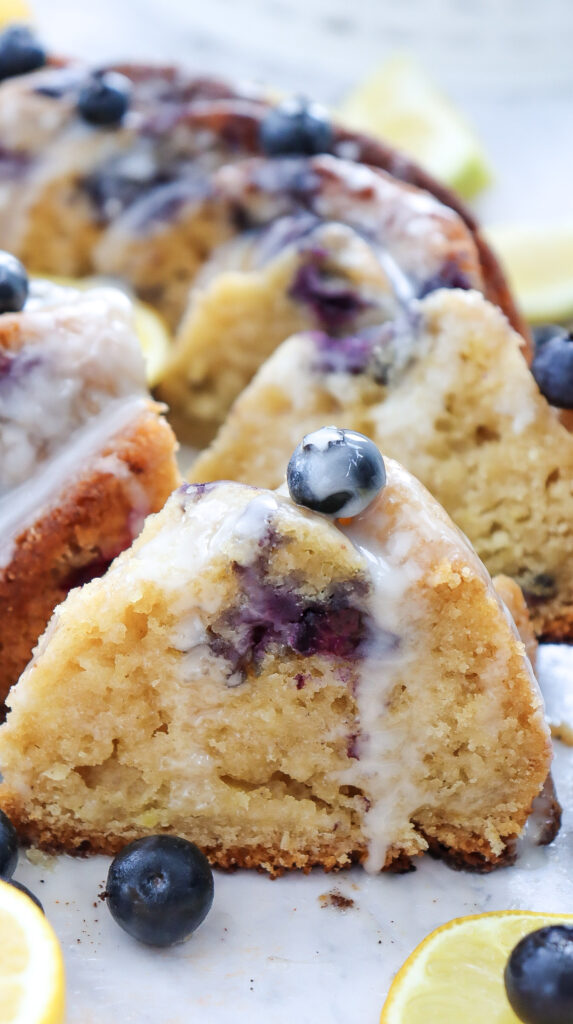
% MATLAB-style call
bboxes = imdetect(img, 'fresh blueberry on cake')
[259,97,333,156]
[531,328,573,409]
[0,25,46,81]
[287,427,386,517]
[0,251,28,313]
[0,265,179,711]
[189,289,573,640]
[0,441,555,874]
[77,70,132,127]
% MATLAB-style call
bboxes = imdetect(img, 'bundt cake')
[0,432,555,875]
[0,262,179,711]
[0,43,528,444]
[190,289,573,639]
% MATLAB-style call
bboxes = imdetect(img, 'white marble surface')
[6,3,573,1020]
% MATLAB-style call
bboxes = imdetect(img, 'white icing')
[304,425,342,453]
[0,394,151,569]
[0,285,145,495]
[338,512,427,872]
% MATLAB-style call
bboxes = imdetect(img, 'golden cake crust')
[0,404,180,711]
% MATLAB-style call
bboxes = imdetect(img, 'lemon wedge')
[485,223,573,324]
[0,0,32,26]
[131,300,173,388]
[0,878,65,1024]
[337,54,491,200]
[32,274,173,387]
[380,910,573,1024]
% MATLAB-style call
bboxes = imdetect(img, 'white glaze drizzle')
[0,394,151,569]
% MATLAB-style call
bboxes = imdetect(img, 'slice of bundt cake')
[0,432,554,875]
[145,152,486,440]
[0,259,180,710]
[190,289,573,639]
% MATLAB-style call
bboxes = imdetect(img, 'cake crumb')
[319,888,355,910]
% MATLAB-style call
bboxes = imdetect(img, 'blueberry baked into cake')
[0,252,179,711]
[0,432,555,874]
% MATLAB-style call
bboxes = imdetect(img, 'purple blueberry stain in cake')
[176,481,220,511]
[83,163,172,224]
[417,258,472,298]
[209,563,397,686]
[0,348,42,390]
[295,673,306,690]
[311,331,377,376]
[289,254,369,333]
[0,147,31,181]
[346,734,359,760]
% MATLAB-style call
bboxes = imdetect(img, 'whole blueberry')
[531,333,573,408]
[260,97,332,156]
[105,835,214,947]
[0,25,46,80]
[77,71,131,127]
[504,925,573,1024]
[0,809,18,879]
[9,879,44,913]
[0,251,28,313]
[532,324,568,353]
[287,426,386,518]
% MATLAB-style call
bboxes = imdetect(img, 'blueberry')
[287,426,386,518]
[0,251,28,313]
[531,333,573,408]
[0,25,46,80]
[532,324,568,353]
[504,925,573,1024]
[260,97,332,156]
[105,835,214,947]
[0,809,18,879]
[9,879,44,913]
[77,71,131,127]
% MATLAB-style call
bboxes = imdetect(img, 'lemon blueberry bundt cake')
[0,29,525,405]
[0,252,179,711]
[190,290,573,639]
[0,430,555,875]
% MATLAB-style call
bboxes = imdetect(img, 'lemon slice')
[380,910,573,1024]
[337,54,491,200]
[0,0,32,26]
[485,223,573,324]
[0,878,65,1024]
[32,274,173,387]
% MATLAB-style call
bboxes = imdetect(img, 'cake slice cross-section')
[0,276,180,709]
[0,446,554,875]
